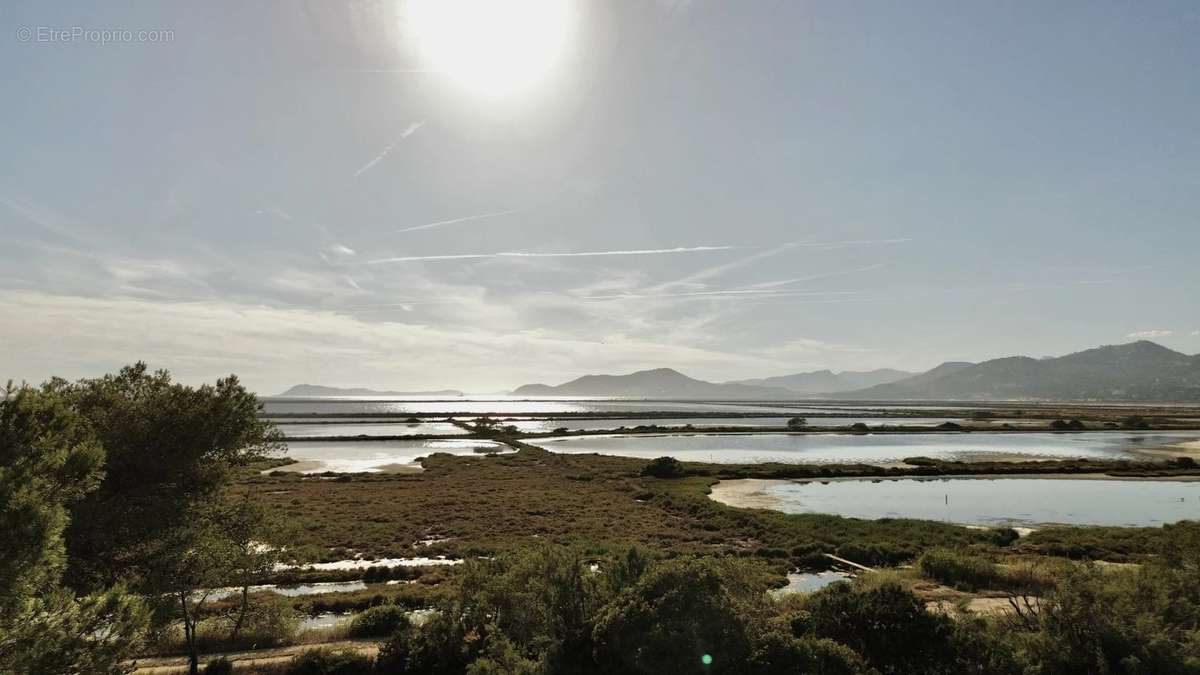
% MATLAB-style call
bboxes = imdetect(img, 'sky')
[2,0,1199,394]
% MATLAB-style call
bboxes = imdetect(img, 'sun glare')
[407,0,573,97]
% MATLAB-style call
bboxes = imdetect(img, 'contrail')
[748,264,886,290]
[365,245,742,265]
[649,243,796,291]
[396,208,521,234]
[352,121,425,178]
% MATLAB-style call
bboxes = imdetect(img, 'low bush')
[347,604,411,638]
[917,548,1001,591]
[284,649,374,675]
[641,456,686,478]
[204,657,234,675]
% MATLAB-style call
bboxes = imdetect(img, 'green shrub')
[796,582,979,675]
[641,456,686,478]
[347,604,411,638]
[987,527,1020,547]
[917,548,1001,591]
[750,629,868,674]
[834,542,914,567]
[592,557,767,674]
[284,649,374,675]
[236,595,300,647]
[204,657,234,675]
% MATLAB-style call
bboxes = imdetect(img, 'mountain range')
[838,341,1200,401]
[510,342,1200,401]
[731,368,915,394]
[511,368,792,399]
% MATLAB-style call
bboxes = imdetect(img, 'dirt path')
[131,640,381,674]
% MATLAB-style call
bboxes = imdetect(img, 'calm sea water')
[758,478,1200,527]
[282,439,507,472]
[488,417,963,433]
[275,422,466,437]
[536,431,1197,464]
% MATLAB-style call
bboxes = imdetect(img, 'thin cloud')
[646,239,905,293]
[792,238,911,249]
[1126,329,1174,339]
[352,121,425,178]
[397,208,521,234]
[650,243,796,291]
[749,264,886,289]
[255,207,292,221]
[365,246,742,265]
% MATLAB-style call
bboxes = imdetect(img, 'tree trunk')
[180,591,199,675]
[230,584,250,642]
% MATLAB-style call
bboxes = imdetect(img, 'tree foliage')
[47,363,281,593]
[0,385,147,674]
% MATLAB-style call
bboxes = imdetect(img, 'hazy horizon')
[4,1,1199,393]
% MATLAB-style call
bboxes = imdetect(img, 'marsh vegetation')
[4,366,1200,673]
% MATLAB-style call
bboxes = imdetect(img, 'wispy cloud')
[791,238,911,249]
[396,208,521,234]
[365,246,741,265]
[352,121,425,178]
[1126,329,1174,339]
[1,194,97,244]
[649,243,796,291]
[748,264,886,289]
[255,207,292,221]
[0,290,792,392]
[582,289,870,301]
[642,239,905,293]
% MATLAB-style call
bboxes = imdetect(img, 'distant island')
[276,384,464,397]
[512,368,792,399]
[512,341,1200,401]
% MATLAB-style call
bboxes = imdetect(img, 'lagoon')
[716,477,1200,527]
[275,422,466,437]
[280,439,507,473]
[536,431,1198,464]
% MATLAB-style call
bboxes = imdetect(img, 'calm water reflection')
[538,431,1197,464]
[282,439,507,473]
[763,478,1200,527]
[275,422,466,437]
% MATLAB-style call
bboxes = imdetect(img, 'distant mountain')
[512,368,794,399]
[277,384,464,397]
[835,342,1200,401]
[731,368,915,394]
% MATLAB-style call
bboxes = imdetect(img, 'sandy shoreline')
[708,479,788,510]
[709,470,1200,511]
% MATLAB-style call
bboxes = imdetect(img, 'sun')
[407,0,574,97]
